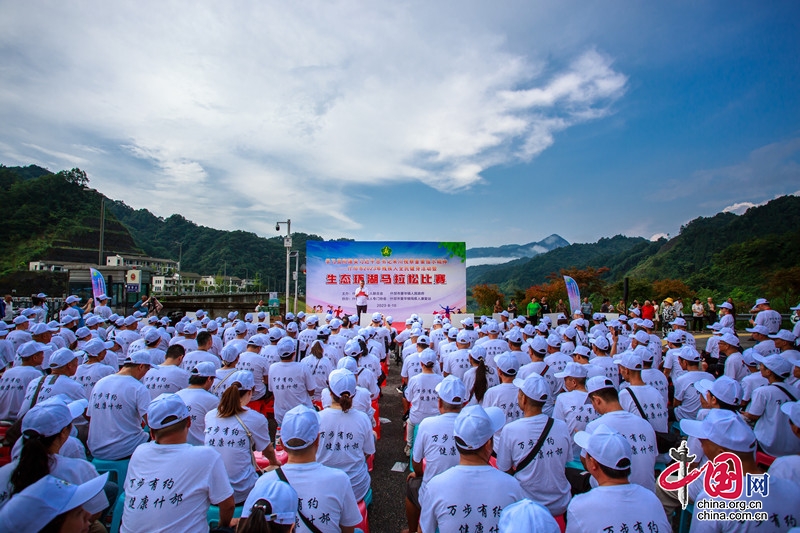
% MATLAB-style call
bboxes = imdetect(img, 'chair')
[91,458,130,485]
[756,451,775,470]
[207,504,243,528]
[554,514,566,533]
[355,489,373,533]
[108,491,126,533]
[565,460,585,471]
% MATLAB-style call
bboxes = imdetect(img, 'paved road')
[369,359,408,533]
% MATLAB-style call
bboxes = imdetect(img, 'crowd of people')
[0,292,799,533]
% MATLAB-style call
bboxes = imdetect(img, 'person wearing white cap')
[181,330,221,372]
[405,348,445,456]
[122,393,235,531]
[0,341,45,421]
[768,401,800,487]
[716,300,735,330]
[316,369,375,502]
[74,338,117,395]
[584,376,657,491]
[662,330,687,381]
[401,338,439,389]
[237,478,298,532]
[717,332,748,382]
[566,424,669,533]
[0,396,107,519]
[301,339,336,407]
[442,330,472,379]
[639,345,670,407]
[682,410,800,532]
[770,329,800,363]
[269,337,315,426]
[0,472,109,533]
[672,347,714,421]
[496,374,571,516]
[142,344,190,400]
[174,362,222,446]
[483,352,524,424]
[244,405,362,533]
[320,359,375,421]
[463,345,500,407]
[92,294,112,320]
[420,404,524,533]
[17,347,84,421]
[113,316,142,360]
[87,351,152,461]
[435,327,459,363]
[237,335,275,406]
[499,498,560,533]
[480,324,510,369]
[405,375,466,532]
[212,344,243,398]
[0,322,16,368]
[6,315,32,353]
[297,315,319,354]
[615,351,668,433]
[553,362,599,460]
[749,297,782,334]
[204,371,278,504]
[739,349,769,403]
[741,354,800,456]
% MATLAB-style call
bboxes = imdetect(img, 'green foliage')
[438,242,466,263]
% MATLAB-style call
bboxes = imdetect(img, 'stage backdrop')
[306,241,466,328]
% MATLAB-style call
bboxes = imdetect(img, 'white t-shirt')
[143,365,190,400]
[17,373,85,419]
[619,384,669,433]
[236,352,272,400]
[0,454,107,513]
[769,454,800,487]
[755,309,783,334]
[420,465,525,533]
[741,372,768,403]
[358,353,382,379]
[482,382,523,424]
[566,483,670,533]
[316,408,376,501]
[585,411,657,491]
[405,373,445,425]
[74,362,115,400]
[495,414,572,515]
[242,462,362,533]
[673,371,715,421]
[663,347,687,380]
[122,442,233,533]
[176,387,220,446]
[0,366,44,420]
[88,374,150,460]
[553,389,599,460]
[181,350,221,372]
[705,336,721,360]
[269,361,314,424]
[321,386,374,422]
[462,365,499,406]
[482,338,510,367]
[641,368,669,406]
[442,348,471,379]
[301,354,335,401]
[412,412,460,501]
[210,368,239,398]
[691,477,800,533]
[588,356,621,388]
[204,407,271,503]
[723,352,750,382]
[747,382,800,456]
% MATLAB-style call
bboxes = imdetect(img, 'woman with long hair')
[462,346,499,406]
[315,368,375,502]
[236,479,298,533]
[0,396,108,519]
[205,371,279,504]
[301,340,334,408]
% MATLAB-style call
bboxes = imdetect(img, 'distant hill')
[468,235,652,290]
[467,234,569,265]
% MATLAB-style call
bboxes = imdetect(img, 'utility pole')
[276,219,291,316]
[98,197,105,266]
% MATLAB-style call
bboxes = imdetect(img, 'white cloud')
[649,233,668,241]
[0,2,627,238]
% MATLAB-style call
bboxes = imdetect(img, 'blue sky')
[1,1,798,248]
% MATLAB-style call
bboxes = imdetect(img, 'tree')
[57,167,89,187]
[651,279,693,303]
[472,284,504,314]
[551,266,609,297]
[765,267,800,311]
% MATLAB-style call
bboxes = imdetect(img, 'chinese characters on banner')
[306,241,466,329]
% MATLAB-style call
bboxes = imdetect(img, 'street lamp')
[276,219,291,316]
[98,197,105,266]
[290,251,300,314]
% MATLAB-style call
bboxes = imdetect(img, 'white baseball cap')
[328,368,356,397]
[574,424,632,471]
[528,336,548,355]
[336,356,358,373]
[572,345,591,359]
[670,317,687,327]
[22,396,88,438]
[229,370,255,391]
[65,295,81,304]
[498,499,560,533]
[281,405,320,450]
[719,333,740,347]
[613,352,643,371]
[512,374,550,402]
[555,362,589,379]
[680,409,756,452]
[585,376,616,401]
[678,346,701,362]
[546,334,561,348]
[495,352,520,375]
[124,351,152,366]
[753,353,793,378]
[0,473,109,533]
[769,329,797,343]
[17,341,46,359]
[148,394,190,430]
[590,335,610,351]
[453,404,505,451]
[693,377,742,406]
[191,362,217,378]
[780,401,800,427]
[48,348,78,369]
[436,375,467,404]
[240,479,299,524]
[745,325,769,336]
